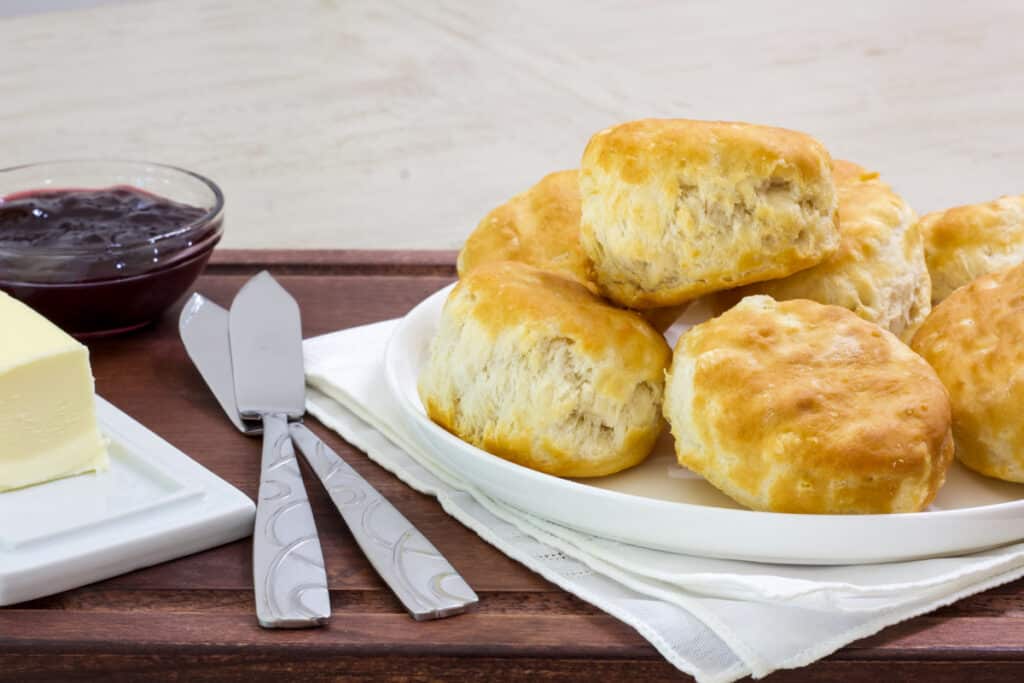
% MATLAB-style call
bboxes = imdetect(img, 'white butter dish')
[0,396,255,606]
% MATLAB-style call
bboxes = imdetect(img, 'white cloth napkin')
[303,319,1024,683]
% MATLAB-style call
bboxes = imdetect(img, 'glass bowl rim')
[0,159,225,256]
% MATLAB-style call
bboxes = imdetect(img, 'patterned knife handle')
[289,422,478,620]
[252,413,331,628]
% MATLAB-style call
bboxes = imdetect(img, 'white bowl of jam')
[0,160,224,336]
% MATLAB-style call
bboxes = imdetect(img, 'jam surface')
[0,186,206,251]
[0,185,219,284]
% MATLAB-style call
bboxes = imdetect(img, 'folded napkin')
[303,319,1024,683]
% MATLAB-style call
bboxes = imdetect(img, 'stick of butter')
[0,291,109,491]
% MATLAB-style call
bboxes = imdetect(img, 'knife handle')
[289,422,478,620]
[252,413,331,628]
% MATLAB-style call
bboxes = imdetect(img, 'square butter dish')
[0,396,255,606]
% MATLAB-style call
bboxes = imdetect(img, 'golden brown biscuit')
[717,160,930,340]
[911,263,1024,482]
[919,194,1024,305]
[419,261,671,477]
[458,170,591,290]
[664,296,953,514]
[457,169,686,330]
[579,119,839,308]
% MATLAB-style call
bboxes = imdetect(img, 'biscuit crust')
[580,119,839,307]
[920,194,1024,305]
[458,170,592,290]
[664,296,954,514]
[457,169,686,330]
[911,263,1024,482]
[419,261,671,477]
[719,160,930,340]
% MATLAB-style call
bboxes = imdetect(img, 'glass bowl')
[0,160,224,337]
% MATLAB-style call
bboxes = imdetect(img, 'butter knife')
[228,272,330,629]
[179,273,478,622]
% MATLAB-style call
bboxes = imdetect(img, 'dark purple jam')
[0,186,222,336]
[0,186,211,282]
[0,186,205,246]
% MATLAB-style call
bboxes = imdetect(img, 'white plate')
[385,284,1024,565]
[0,396,255,605]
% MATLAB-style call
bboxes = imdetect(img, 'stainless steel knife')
[179,272,478,623]
[228,272,331,629]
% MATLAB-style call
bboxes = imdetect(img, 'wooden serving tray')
[2,250,1022,682]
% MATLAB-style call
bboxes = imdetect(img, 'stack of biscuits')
[419,118,1024,514]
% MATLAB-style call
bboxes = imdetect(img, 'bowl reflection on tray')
[0,160,224,337]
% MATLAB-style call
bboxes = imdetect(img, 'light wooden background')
[1,0,1022,249]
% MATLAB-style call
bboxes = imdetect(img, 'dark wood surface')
[2,250,1023,682]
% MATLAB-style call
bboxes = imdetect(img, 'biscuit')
[911,263,1024,482]
[579,119,839,308]
[457,169,686,330]
[419,261,671,477]
[717,160,930,340]
[458,170,592,290]
[919,194,1024,304]
[664,296,953,514]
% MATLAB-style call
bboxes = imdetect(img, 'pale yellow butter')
[0,291,109,491]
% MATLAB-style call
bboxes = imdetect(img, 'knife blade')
[179,294,260,435]
[228,271,330,629]
[229,271,306,420]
